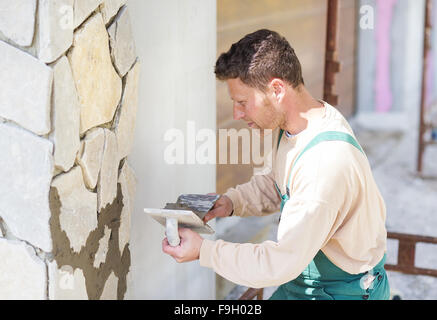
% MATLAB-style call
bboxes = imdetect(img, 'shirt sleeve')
[200,200,337,288]
[200,143,352,288]
[224,169,281,217]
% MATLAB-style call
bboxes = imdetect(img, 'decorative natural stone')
[51,166,98,253]
[0,40,53,135]
[100,271,118,300]
[107,6,136,77]
[73,0,103,29]
[114,62,140,161]
[76,128,105,189]
[0,239,46,299]
[99,0,127,24]
[0,0,37,46]
[97,129,119,212]
[118,161,136,252]
[68,12,122,134]
[94,226,111,268]
[38,0,74,63]
[48,261,88,300]
[49,56,81,172]
[0,123,53,252]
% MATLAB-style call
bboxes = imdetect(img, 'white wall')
[127,0,217,299]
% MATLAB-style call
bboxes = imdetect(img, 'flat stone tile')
[51,166,98,253]
[49,56,81,172]
[0,0,37,46]
[107,6,136,77]
[0,40,52,135]
[68,12,122,134]
[0,123,53,251]
[113,61,140,161]
[0,239,46,299]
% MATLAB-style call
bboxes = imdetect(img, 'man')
[162,29,390,300]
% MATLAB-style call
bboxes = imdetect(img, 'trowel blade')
[143,208,215,234]
[175,194,220,220]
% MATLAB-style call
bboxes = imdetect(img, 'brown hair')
[215,29,304,92]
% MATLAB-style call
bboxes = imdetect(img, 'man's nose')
[233,105,245,120]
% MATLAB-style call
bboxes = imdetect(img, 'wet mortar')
[49,183,130,300]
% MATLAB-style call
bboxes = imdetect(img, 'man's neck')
[281,86,325,135]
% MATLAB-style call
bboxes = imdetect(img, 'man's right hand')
[203,193,234,223]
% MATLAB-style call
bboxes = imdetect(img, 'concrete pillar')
[356,0,426,130]
[398,0,426,130]
[356,0,377,113]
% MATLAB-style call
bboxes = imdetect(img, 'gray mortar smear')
[49,183,130,300]
[164,194,220,220]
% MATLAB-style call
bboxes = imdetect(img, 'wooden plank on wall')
[337,0,358,117]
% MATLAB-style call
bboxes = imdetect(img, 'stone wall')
[0,0,139,300]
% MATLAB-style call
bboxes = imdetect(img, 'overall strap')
[277,129,284,150]
[274,129,286,206]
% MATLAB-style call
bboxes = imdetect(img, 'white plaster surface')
[127,0,216,299]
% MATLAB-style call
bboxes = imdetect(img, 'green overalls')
[269,130,390,300]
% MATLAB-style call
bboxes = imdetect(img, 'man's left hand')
[162,228,204,263]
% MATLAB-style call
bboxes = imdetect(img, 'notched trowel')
[144,194,220,247]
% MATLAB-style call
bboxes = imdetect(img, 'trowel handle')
[166,218,180,246]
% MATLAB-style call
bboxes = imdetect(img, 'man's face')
[226,78,281,130]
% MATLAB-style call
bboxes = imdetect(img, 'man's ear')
[269,78,285,102]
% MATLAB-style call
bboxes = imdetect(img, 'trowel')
[144,194,220,247]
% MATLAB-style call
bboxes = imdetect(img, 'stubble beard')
[256,96,282,136]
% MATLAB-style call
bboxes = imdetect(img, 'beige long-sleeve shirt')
[199,101,387,288]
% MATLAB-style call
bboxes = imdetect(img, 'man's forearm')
[224,172,280,217]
